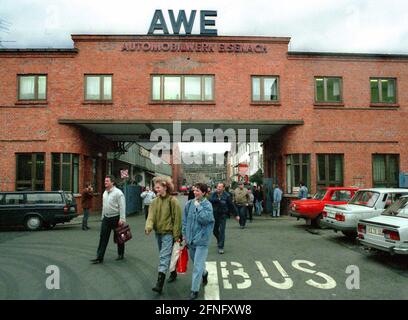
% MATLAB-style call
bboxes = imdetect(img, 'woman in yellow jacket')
[145,176,182,294]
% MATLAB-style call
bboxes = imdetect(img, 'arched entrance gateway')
[1,33,407,214]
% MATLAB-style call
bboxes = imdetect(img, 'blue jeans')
[155,233,173,274]
[272,202,281,217]
[213,214,227,249]
[82,208,89,228]
[236,205,248,227]
[255,200,263,215]
[188,245,209,292]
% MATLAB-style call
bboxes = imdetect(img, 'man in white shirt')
[141,186,156,219]
[91,175,126,264]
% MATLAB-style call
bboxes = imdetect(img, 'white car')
[320,188,408,238]
[358,195,408,255]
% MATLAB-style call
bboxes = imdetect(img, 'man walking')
[272,183,283,217]
[141,186,156,220]
[209,183,239,254]
[234,182,250,229]
[298,181,309,200]
[81,182,93,230]
[91,175,126,264]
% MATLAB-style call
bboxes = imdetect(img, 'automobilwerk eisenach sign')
[121,42,268,54]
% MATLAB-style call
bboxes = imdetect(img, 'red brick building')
[1,34,407,211]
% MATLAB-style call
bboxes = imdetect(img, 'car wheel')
[342,231,357,239]
[25,216,42,231]
[312,214,322,228]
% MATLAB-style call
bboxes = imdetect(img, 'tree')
[250,169,263,186]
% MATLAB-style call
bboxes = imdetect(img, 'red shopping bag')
[176,246,189,273]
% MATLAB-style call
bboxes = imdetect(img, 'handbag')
[114,223,132,244]
[176,245,189,273]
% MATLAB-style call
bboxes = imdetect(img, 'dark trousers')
[236,205,248,227]
[96,216,124,260]
[213,214,227,249]
[82,208,89,228]
[248,205,253,221]
[144,205,150,220]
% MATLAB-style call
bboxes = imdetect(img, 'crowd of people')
[87,174,308,300]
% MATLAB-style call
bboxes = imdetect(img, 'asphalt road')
[1,195,407,300]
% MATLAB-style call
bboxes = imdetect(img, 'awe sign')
[148,10,217,35]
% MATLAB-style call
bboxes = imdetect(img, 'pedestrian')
[272,183,283,217]
[91,175,126,264]
[187,186,195,200]
[209,182,239,254]
[234,182,250,229]
[247,189,254,222]
[182,182,215,300]
[140,186,156,220]
[254,185,264,216]
[145,176,182,294]
[298,181,309,200]
[81,182,93,230]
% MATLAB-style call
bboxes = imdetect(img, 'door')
[2,193,25,225]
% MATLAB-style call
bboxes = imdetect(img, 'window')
[85,75,112,101]
[5,194,25,205]
[252,76,279,102]
[286,154,310,194]
[370,78,396,104]
[26,193,63,204]
[372,154,399,188]
[52,153,79,193]
[315,77,342,103]
[151,75,214,102]
[330,190,352,202]
[18,75,47,100]
[317,154,344,187]
[92,158,98,191]
[16,153,45,191]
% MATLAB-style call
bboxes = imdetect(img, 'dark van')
[0,191,78,230]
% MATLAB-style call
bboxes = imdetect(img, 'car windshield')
[382,197,408,218]
[349,191,380,208]
[313,189,327,200]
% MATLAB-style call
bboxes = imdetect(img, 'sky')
[1,0,408,54]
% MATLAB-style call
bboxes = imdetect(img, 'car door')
[2,193,26,225]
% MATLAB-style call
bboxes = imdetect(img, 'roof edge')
[0,48,78,54]
[71,34,291,44]
[288,51,408,60]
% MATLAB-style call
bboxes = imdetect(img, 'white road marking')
[255,261,293,289]
[231,261,252,289]
[204,261,220,300]
[292,260,337,289]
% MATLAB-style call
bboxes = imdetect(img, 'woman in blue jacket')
[182,182,215,300]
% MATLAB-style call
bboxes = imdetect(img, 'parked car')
[321,188,408,238]
[0,191,78,231]
[179,185,189,195]
[289,187,359,226]
[358,195,408,255]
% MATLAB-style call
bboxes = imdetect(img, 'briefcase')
[114,223,132,244]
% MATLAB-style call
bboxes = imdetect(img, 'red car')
[289,187,359,227]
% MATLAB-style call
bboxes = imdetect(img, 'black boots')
[152,272,166,294]
[190,291,199,300]
[167,271,177,283]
